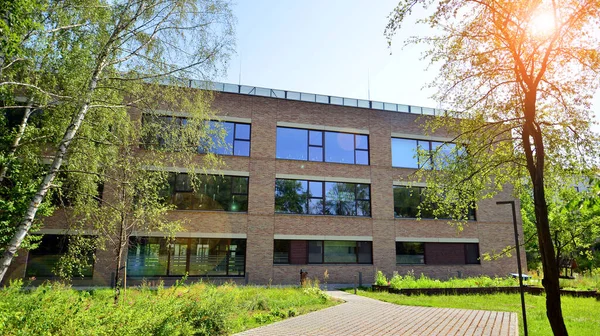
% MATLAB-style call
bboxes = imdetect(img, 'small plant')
[302,278,328,301]
[389,272,403,290]
[253,313,273,323]
[374,270,388,286]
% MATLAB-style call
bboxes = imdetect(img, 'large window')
[391,138,456,169]
[127,237,246,277]
[142,115,251,156]
[25,235,94,278]
[142,115,189,150]
[164,173,248,212]
[393,186,475,220]
[273,240,372,264]
[200,121,251,156]
[276,127,369,165]
[275,179,370,217]
[396,242,480,265]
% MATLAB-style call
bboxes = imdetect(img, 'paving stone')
[235,290,517,336]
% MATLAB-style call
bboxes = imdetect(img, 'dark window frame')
[201,120,251,157]
[275,178,371,217]
[142,114,251,157]
[276,126,369,165]
[393,185,476,220]
[273,239,373,265]
[167,173,249,212]
[395,242,481,265]
[391,137,458,169]
[25,234,95,278]
[127,237,247,277]
[273,240,291,264]
[395,242,426,265]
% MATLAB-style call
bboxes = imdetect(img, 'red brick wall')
[5,90,526,285]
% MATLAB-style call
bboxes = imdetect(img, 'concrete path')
[235,290,517,336]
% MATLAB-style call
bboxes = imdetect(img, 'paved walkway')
[235,290,517,336]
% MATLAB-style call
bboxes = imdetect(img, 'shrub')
[389,272,403,290]
[382,272,521,290]
[374,270,388,286]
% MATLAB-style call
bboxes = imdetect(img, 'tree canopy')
[0,0,235,284]
[522,176,600,272]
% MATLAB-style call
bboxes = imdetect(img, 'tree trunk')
[0,7,125,281]
[0,69,103,283]
[113,238,123,304]
[522,93,568,336]
[0,96,35,182]
[114,195,126,304]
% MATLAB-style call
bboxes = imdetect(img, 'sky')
[218,0,600,132]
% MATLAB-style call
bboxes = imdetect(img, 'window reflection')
[391,138,419,168]
[164,173,248,212]
[25,235,94,278]
[275,178,370,217]
[276,127,369,165]
[392,138,459,169]
[143,116,251,157]
[275,240,372,264]
[396,242,425,264]
[202,121,251,157]
[128,237,246,277]
[325,132,354,164]
[276,128,308,160]
[393,186,475,220]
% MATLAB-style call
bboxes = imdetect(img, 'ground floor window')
[127,237,246,277]
[396,241,480,265]
[25,235,94,278]
[395,242,425,264]
[273,240,372,264]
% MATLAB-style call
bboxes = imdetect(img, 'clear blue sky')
[218,0,599,132]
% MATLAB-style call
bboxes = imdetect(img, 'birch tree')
[0,0,234,283]
[386,1,600,335]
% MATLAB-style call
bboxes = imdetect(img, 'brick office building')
[5,82,526,286]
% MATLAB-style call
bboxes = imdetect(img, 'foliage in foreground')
[376,271,600,291]
[0,281,336,335]
[387,272,519,290]
[353,289,600,336]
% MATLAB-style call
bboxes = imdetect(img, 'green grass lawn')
[0,281,339,335]
[349,289,600,336]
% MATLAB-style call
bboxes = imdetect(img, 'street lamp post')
[497,200,528,336]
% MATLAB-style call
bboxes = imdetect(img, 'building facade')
[5,82,526,286]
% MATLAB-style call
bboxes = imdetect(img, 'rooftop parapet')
[159,78,447,117]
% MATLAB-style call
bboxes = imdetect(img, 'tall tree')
[0,0,235,283]
[386,1,600,335]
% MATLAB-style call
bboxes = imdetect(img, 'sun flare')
[529,10,556,36]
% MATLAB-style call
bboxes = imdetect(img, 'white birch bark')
[0,53,109,282]
[0,97,35,183]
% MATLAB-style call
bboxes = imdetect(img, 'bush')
[389,272,402,289]
[374,270,388,286]
[382,272,521,290]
